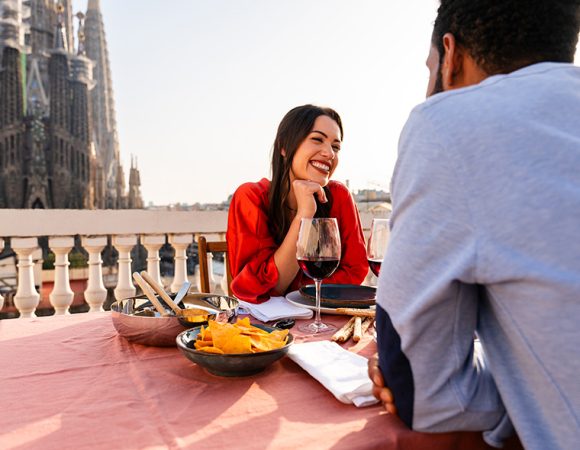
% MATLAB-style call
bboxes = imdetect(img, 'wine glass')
[367,218,390,342]
[367,218,390,278]
[296,218,341,334]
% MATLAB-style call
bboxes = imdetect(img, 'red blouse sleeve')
[326,181,369,285]
[226,181,279,303]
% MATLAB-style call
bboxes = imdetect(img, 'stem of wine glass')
[314,278,322,328]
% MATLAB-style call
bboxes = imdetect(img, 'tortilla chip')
[236,317,252,328]
[194,340,215,349]
[268,329,289,341]
[194,319,288,355]
[198,346,225,354]
[222,334,253,354]
[197,325,213,341]
[249,335,284,352]
[234,318,269,335]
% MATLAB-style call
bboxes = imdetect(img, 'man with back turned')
[370,1,580,449]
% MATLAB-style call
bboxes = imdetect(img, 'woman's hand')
[368,355,398,415]
[271,180,327,294]
[292,179,327,218]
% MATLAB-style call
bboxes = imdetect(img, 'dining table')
[0,311,522,450]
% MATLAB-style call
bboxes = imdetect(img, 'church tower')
[0,0,143,210]
[127,156,143,209]
[0,0,26,208]
[84,0,123,208]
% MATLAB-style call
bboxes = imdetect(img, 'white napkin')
[288,341,379,407]
[237,296,313,322]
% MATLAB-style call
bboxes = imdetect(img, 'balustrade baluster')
[82,236,108,312]
[48,236,75,314]
[113,235,137,301]
[12,238,40,318]
[169,234,192,293]
[142,234,165,287]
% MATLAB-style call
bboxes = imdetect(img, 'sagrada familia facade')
[0,0,143,209]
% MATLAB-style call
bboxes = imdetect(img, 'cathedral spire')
[75,11,86,56]
[61,0,74,52]
[87,0,101,11]
[54,3,68,52]
[85,0,122,207]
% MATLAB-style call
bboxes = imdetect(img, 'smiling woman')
[226,105,368,303]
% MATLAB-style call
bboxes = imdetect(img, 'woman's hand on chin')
[292,179,327,218]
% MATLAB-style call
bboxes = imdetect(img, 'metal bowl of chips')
[176,323,294,377]
[111,296,188,347]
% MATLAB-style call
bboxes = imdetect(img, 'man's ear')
[441,32,461,90]
[441,32,488,90]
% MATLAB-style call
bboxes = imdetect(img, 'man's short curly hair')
[433,0,580,75]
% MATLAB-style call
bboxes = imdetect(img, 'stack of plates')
[286,284,376,314]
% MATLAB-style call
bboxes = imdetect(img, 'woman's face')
[287,115,341,187]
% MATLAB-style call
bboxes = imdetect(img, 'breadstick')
[335,307,376,318]
[352,316,363,342]
[331,316,356,343]
[353,317,374,343]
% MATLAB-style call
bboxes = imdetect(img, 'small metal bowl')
[111,296,187,347]
[178,293,239,327]
[176,324,294,377]
[111,294,240,347]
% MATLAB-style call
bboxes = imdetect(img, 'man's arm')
[376,108,507,436]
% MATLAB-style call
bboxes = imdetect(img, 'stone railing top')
[0,209,229,237]
[0,209,381,238]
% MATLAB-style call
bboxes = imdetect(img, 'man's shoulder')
[415,62,580,119]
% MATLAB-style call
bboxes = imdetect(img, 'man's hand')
[368,355,397,415]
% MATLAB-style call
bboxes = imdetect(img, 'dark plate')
[176,324,293,377]
[298,284,376,308]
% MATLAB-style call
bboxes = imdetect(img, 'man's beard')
[431,64,444,96]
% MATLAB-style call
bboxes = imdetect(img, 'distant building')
[353,188,391,203]
[352,188,391,214]
[0,0,142,209]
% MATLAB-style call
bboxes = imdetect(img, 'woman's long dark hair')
[268,104,343,245]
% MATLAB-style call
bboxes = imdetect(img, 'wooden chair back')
[197,235,232,296]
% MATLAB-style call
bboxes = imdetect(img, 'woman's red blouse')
[226,178,368,303]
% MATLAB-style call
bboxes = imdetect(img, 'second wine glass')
[367,218,390,277]
[296,218,341,334]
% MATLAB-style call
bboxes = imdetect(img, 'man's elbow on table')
[375,306,509,446]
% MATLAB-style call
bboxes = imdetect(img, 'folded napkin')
[288,341,379,407]
[237,296,313,322]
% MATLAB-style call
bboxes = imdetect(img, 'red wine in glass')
[367,218,390,279]
[296,218,341,334]
[298,257,340,280]
[368,258,382,277]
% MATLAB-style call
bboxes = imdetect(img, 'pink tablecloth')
[0,313,517,450]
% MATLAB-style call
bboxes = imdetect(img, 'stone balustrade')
[0,209,229,318]
[0,209,381,318]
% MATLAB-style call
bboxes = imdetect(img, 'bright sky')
[75,1,580,205]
